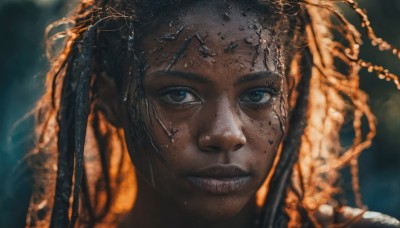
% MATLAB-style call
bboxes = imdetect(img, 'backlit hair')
[26,0,400,227]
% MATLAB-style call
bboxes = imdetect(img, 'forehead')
[137,0,281,77]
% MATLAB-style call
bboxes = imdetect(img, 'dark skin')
[116,1,288,228]
[94,1,400,228]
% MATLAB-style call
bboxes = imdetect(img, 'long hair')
[26,0,400,227]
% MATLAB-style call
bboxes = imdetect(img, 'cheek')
[246,106,285,145]
[243,111,285,177]
[122,100,184,181]
[130,100,194,170]
[149,106,193,156]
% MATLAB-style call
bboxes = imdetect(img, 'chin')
[180,194,252,221]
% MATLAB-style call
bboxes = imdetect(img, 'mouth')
[187,165,251,194]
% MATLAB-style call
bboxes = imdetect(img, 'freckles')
[250,116,283,157]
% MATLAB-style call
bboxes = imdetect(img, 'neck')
[119,173,258,228]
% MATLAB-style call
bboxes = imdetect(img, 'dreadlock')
[26,0,400,227]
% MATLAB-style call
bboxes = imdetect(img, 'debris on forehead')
[223,12,231,21]
[224,41,238,53]
[195,33,206,45]
[199,45,216,58]
[159,26,185,42]
[142,1,284,73]
[249,15,283,75]
[243,37,254,45]
[165,36,193,70]
[213,0,232,21]
[264,48,277,72]
[252,44,260,67]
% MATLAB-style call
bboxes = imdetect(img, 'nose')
[197,102,246,153]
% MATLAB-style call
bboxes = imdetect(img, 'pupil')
[171,90,187,102]
[249,91,263,102]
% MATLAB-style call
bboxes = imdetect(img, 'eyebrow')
[151,70,211,84]
[234,71,279,86]
[150,70,279,85]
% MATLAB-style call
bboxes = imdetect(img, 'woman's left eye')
[158,87,200,105]
[240,89,273,105]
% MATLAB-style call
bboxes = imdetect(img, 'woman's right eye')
[158,87,201,105]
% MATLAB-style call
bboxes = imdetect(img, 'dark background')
[0,0,399,227]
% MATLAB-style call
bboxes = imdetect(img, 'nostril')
[232,144,243,151]
[207,145,220,152]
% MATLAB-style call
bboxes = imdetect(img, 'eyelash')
[157,85,278,108]
[238,87,277,108]
[158,87,202,106]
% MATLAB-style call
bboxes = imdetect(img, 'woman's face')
[123,0,289,221]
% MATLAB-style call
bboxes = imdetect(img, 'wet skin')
[119,1,289,227]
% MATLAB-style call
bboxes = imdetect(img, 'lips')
[187,165,251,194]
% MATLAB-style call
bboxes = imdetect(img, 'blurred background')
[0,0,399,227]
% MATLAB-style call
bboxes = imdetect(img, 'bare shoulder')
[315,204,400,228]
